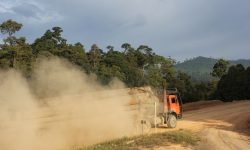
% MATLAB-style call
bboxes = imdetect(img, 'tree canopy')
[0,19,249,103]
[211,59,229,78]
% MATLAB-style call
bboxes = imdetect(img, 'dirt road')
[177,100,250,150]
[1,95,249,150]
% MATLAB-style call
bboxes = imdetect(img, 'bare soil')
[156,100,250,150]
[183,100,223,111]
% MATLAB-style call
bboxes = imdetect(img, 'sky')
[0,0,249,61]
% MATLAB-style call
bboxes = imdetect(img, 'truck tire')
[167,114,177,128]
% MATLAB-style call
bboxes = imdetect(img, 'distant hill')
[174,56,250,82]
[230,59,250,67]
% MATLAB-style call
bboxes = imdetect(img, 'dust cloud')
[0,57,135,150]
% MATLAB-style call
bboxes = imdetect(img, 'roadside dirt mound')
[183,100,223,111]
[128,87,158,105]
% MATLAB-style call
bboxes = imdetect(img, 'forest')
[0,19,249,103]
[175,56,250,82]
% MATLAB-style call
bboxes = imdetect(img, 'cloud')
[0,0,250,61]
[0,0,63,24]
[0,3,12,13]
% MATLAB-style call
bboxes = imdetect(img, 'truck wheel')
[167,114,177,128]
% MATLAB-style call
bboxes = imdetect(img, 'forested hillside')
[175,56,250,81]
[0,19,249,103]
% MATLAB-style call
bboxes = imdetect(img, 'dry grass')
[75,130,199,150]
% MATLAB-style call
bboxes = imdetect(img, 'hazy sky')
[0,0,249,61]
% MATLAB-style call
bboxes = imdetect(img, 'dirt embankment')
[180,100,250,150]
[183,100,223,111]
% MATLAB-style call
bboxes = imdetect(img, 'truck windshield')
[171,97,176,103]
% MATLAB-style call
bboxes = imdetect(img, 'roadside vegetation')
[75,130,199,150]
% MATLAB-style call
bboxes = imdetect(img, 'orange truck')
[129,87,183,129]
[156,88,183,128]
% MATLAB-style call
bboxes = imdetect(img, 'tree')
[121,43,131,53]
[160,57,175,85]
[97,64,125,84]
[211,59,229,78]
[169,71,194,103]
[136,45,153,68]
[0,19,22,37]
[121,43,137,66]
[216,64,246,101]
[87,44,103,71]
[0,39,34,76]
[51,27,67,47]
[32,26,66,55]
[0,19,23,46]
[56,42,87,68]
[0,20,34,76]
[106,45,114,52]
[144,65,164,88]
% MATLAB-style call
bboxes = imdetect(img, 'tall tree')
[87,44,102,71]
[216,64,246,101]
[0,19,23,46]
[32,26,66,55]
[0,19,22,37]
[144,64,164,88]
[211,59,229,78]
[106,45,114,52]
[121,43,137,66]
